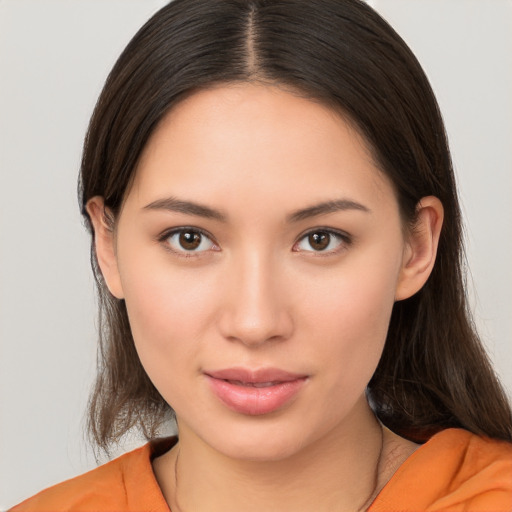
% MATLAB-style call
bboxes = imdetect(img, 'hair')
[79,0,512,452]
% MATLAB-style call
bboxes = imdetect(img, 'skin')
[88,83,443,511]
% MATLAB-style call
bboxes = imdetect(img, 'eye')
[162,228,217,254]
[294,229,349,253]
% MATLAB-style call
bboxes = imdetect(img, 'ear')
[86,196,124,299]
[395,196,444,301]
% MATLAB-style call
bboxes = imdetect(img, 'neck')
[153,400,398,512]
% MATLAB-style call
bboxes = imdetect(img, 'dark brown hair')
[79,0,512,451]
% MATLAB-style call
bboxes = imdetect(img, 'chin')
[196,415,320,463]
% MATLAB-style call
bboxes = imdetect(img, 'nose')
[217,252,294,347]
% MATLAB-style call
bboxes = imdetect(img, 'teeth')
[227,380,279,388]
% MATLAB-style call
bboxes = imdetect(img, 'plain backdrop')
[1,0,511,508]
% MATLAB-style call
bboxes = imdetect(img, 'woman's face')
[93,84,431,461]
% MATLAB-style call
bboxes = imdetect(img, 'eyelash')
[293,228,352,255]
[157,227,220,258]
[157,227,352,257]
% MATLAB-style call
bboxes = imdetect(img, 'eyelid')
[157,226,220,256]
[156,225,351,256]
[293,227,352,254]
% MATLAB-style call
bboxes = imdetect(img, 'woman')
[12,0,512,511]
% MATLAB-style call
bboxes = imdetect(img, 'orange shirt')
[10,429,512,512]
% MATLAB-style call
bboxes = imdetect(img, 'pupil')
[179,231,201,250]
[309,232,330,251]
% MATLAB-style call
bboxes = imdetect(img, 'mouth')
[204,367,309,416]
[222,380,286,388]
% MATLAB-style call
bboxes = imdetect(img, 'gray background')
[1,0,511,508]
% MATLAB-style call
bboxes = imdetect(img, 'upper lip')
[205,367,308,384]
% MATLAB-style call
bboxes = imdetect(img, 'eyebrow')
[143,196,370,223]
[143,197,227,222]
[287,199,370,223]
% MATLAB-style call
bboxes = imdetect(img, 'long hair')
[79,0,512,452]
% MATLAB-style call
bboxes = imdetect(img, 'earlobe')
[395,196,444,301]
[86,197,124,299]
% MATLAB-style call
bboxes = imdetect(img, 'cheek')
[304,251,399,334]
[117,250,219,384]
[299,252,401,388]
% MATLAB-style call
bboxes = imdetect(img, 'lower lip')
[206,376,307,416]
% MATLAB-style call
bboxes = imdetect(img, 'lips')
[205,368,308,416]
[222,380,283,388]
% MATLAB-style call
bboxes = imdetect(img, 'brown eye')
[164,229,216,253]
[179,231,202,250]
[308,232,330,251]
[294,229,348,253]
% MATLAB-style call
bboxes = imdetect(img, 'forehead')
[128,83,396,216]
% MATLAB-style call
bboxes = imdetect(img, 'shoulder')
[10,438,175,512]
[372,428,512,512]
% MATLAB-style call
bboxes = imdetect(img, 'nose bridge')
[219,246,293,346]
